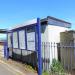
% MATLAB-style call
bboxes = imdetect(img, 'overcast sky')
[0,0,75,29]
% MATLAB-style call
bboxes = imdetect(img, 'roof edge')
[47,16,71,24]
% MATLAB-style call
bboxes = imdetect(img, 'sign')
[27,31,35,51]
[19,30,26,49]
[13,32,18,48]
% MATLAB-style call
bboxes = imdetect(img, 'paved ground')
[0,62,17,75]
[0,57,37,75]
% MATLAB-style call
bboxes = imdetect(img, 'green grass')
[42,71,49,75]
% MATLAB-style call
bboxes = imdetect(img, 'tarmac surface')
[0,62,17,75]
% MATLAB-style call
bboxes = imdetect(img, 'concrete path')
[0,62,17,75]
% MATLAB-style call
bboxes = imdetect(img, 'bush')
[50,59,64,74]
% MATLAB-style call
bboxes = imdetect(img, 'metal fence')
[42,42,75,75]
[8,42,75,75]
[42,42,58,71]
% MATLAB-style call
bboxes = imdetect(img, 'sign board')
[27,32,35,51]
[19,30,26,49]
[13,32,18,48]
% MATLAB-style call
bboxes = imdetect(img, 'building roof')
[10,16,71,30]
[41,16,71,28]
[48,16,71,24]
[0,29,7,33]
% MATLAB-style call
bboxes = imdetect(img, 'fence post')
[37,18,42,75]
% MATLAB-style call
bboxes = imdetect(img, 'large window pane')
[19,30,26,49]
[8,33,12,48]
[27,26,35,51]
[13,32,18,48]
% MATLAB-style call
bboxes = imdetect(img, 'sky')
[0,0,75,29]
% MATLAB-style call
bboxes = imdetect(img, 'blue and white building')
[7,16,71,71]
